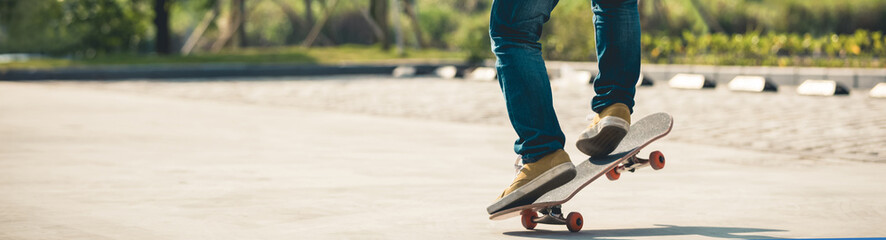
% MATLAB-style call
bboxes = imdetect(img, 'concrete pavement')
[67,76,886,162]
[1,81,885,239]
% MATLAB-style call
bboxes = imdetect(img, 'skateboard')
[488,112,673,232]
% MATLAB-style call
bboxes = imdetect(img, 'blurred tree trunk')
[302,0,338,47]
[236,0,247,47]
[304,0,313,25]
[154,0,171,54]
[285,0,335,46]
[360,8,385,45]
[392,0,403,55]
[211,0,245,51]
[369,0,389,49]
[280,0,333,46]
[403,0,427,49]
[688,0,725,33]
[181,0,219,55]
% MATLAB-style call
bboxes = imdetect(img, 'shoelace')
[513,156,524,175]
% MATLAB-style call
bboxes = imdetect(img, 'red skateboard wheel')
[566,212,583,232]
[520,209,537,230]
[606,167,620,181]
[649,151,665,170]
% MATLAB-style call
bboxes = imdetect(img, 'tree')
[402,0,428,49]
[304,0,314,27]
[211,0,247,51]
[369,0,390,49]
[236,0,247,47]
[181,0,219,55]
[302,0,339,47]
[154,0,171,54]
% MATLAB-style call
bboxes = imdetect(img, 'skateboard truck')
[521,205,584,232]
[606,151,666,181]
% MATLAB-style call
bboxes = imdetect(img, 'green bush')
[419,7,458,48]
[640,30,885,67]
[449,13,490,64]
[0,0,149,56]
[540,0,596,61]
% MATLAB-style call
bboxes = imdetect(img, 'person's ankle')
[599,103,631,124]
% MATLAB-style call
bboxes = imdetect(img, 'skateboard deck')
[488,112,673,231]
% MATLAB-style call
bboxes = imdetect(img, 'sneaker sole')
[576,117,629,157]
[487,162,577,214]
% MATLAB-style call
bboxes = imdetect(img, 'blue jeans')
[490,0,640,163]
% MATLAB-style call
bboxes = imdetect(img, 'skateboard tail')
[486,162,577,214]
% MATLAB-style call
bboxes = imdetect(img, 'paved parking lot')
[2,80,885,239]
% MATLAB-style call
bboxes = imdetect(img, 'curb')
[0,63,470,81]
[4,61,883,90]
[546,61,886,89]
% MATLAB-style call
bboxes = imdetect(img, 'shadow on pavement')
[502,224,787,239]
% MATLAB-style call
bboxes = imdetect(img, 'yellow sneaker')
[487,149,576,214]
[576,103,631,157]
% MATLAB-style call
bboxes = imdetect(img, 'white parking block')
[796,80,849,96]
[435,66,458,79]
[392,66,416,78]
[728,76,777,92]
[870,82,886,98]
[558,64,593,86]
[466,67,497,81]
[668,73,714,89]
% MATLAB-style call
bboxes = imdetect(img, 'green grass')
[304,45,468,64]
[645,55,883,68]
[4,44,880,69]
[0,58,73,69]
[0,45,469,70]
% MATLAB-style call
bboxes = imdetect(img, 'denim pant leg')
[489,0,564,163]
[591,0,641,113]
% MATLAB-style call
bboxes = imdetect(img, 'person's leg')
[591,0,640,112]
[487,0,576,213]
[489,0,564,164]
[575,0,640,157]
